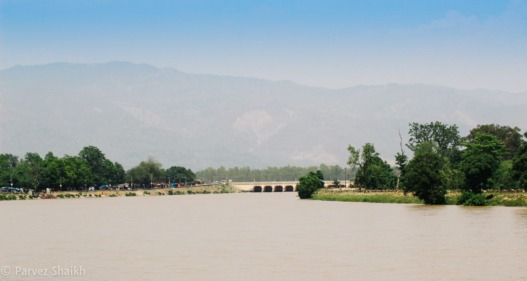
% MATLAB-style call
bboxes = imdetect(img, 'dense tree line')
[348,122,527,205]
[0,146,197,191]
[195,164,353,183]
[125,157,196,188]
[0,146,125,191]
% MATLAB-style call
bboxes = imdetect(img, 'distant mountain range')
[1,62,526,170]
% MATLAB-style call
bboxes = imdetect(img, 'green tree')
[13,153,44,190]
[126,158,164,187]
[61,156,92,189]
[166,166,196,184]
[78,145,108,186]
[460,133,504,193]
[296,170,324,199]
[40,152,62,189]
[407,122,461,163]
[0,154,19,186]
[512,142,527,189]
[493,160,516,190]
[348,143,396,190]
[401,142,447,204]
[467,124,522,160]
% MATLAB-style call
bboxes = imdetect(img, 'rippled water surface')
[1,193,526,280]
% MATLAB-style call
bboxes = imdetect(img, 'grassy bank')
[313,189,527,207]
[0,184,237,201]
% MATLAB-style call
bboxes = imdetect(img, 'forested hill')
[1,62,526,169]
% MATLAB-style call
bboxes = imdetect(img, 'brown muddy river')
[1,192,526,280]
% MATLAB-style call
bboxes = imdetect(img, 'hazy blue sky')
[1,0,527,92]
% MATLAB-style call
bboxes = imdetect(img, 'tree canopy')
[297,170,324,199]
[401,142,447,204]
[460,133,505,193]
[467,124,522,160]
[407,121,461,163]
[348,143,396,190]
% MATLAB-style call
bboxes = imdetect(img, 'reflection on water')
[0,193,526,281]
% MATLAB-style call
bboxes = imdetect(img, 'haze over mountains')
[1,62,526,170]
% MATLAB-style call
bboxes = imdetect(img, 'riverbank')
[313,188,527,207]
[0,184,237,201]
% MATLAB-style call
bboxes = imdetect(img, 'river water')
[1,193,526,280]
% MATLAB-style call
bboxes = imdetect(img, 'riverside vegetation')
[0,184,236,201]
[2,121,527,207]
[313,189,527,207]
[297,122,527,207]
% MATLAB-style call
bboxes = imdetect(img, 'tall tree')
[512,142,527,190]
[166,166,196,184]
[460,133,504,193]
[14,152,44,190]
[466,124,523,160]
[348,143,397,190]
[401,142,447,204]
[126,157,164,187]
[407,122,461,163]
[79,146,108,186]
[61,156,92,189]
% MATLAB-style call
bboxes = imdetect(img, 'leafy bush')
[297,170,324,199]
[0,194,18,201]
[125,192,136,197]
[457,192,487,206]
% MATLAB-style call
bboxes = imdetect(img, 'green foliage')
[0,146,125,191]
[457,192,488,206]
[125,192,136,197]
[461,133,504,193]
[196,164,351,183]
[126,157,164,187]
[0,153,19,187]
[492,161,517,190]
[0,194,18,201]
[512,142,527,189]
[467,124,522,160]
[166,166,196,184]
[407,122,461,163]
[394,152,408,171]
[348,143,397,190]
[314,191,423,204]
[296,170,324,199]
[401,142,447,204]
